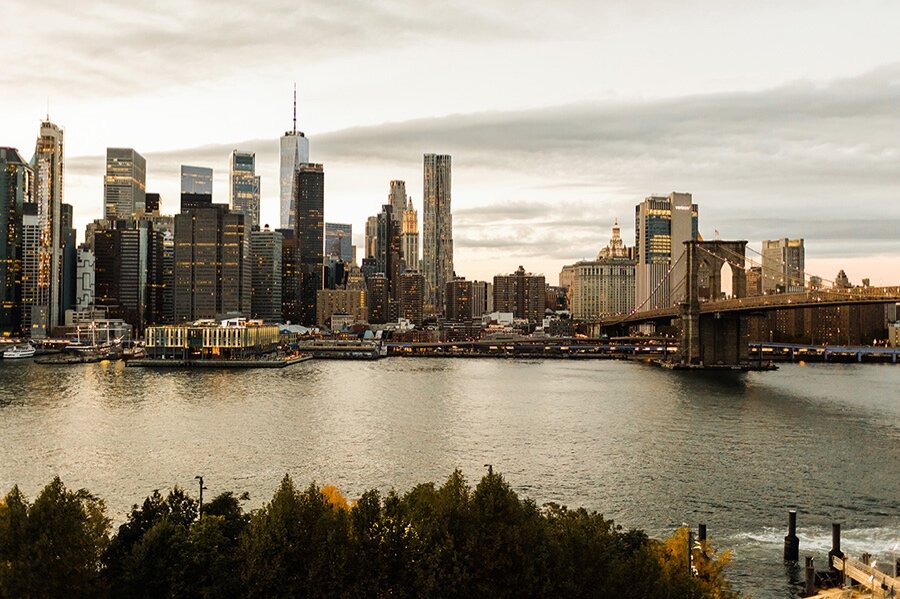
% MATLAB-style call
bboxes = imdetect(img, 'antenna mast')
[292,83,297,135]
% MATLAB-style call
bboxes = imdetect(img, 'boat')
[3,344,36,359]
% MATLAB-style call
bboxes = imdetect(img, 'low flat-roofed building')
[145,318,280,360]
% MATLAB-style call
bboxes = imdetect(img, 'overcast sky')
[3,0,899,284]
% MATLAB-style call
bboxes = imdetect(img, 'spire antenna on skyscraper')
[293,83,297,135]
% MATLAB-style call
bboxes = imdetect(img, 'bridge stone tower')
[681,240,749,366]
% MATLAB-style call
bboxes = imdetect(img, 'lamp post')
[195,475,207,521]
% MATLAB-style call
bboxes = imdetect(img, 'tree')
[0,478,109,598]
[103,487,198,597]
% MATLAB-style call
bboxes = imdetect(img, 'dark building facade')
[293,163,324,326]
[493,266,546,322]
[0,148,33,336]
[173,205,250,323]
[94,226,149,331]
[250,226,283,322]
[59,203,77,321]
[277,228,299,323]
[399,270,425,326]
[145,192,161,213]
[367,273,391,324]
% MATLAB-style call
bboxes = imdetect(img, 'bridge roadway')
[595,288,900,327]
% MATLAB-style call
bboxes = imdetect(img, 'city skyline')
[3,0,899,285]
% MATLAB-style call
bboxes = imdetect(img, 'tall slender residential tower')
[0,148,33,336]
[104,148,146,220]
[230,150,261,230]
[32,119,64,331]
[280,85,310,229]
[422,154,453,315]
[634,192,698,311]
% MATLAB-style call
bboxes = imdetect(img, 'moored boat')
[2,344,36,359]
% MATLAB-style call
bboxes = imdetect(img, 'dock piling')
[698,523,707,542]
[804,556,816,596]
[784,510,799,561]
[828,523,844,582]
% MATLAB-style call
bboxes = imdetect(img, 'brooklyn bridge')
[594,240,900,370]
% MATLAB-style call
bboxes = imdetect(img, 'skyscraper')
[180,165,213,212]
[250,225,283,322]
[634,192,698,311]
[569,221,636,320]
[401,196,419,272]
[293,163,324,326]
[59,203,77,319]
[422,154,453,315]
[173,205,250,322]
[20,203,49,337]
[364,216,378,260]
[94,226,149,331]
[230,151,261,230]
[280,86,310,229]
[0,148,33,336]
[388,180,407,222]
[32,119,64,332]
[761,238,805,293]
[398,270,425,326]
[376,204,402,309]
[104,148,146,220]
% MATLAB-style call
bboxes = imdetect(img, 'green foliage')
[0,477,110,599]
[1,473,743,599]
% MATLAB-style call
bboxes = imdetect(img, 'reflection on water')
[0,359,898,598]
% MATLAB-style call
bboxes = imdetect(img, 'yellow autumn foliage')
[320,485,350,510]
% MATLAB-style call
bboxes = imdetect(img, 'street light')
[195,475,207,521]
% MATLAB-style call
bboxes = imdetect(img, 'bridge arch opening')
[720,262,734,299]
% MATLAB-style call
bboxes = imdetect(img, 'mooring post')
[828,522,844,581]
[784,510,800,561]
[698,523,707,542]
[804,556,816,596]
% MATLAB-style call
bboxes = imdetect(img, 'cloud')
[1,0,530,96]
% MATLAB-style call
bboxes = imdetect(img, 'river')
[1,358,898,597]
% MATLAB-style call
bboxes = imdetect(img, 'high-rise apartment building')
[325,223,353,262]
[446,278,479,322]
[0,148,33,336]
[180,165,213,213]
[401,196,419,272]
[761,238,805,293]
[422,154,453,315]
[104,148,146,220]
[293,163,324,326]
[32,119,64,331]
[250,226,283,322]
[634,192,698,311]
[280,87,310,228]
[493,266,546,322]
[569,222,636,320]
[173,205,250,322]
[230,151,261,230]
[398,270,425,326]
[366,272,391,324]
